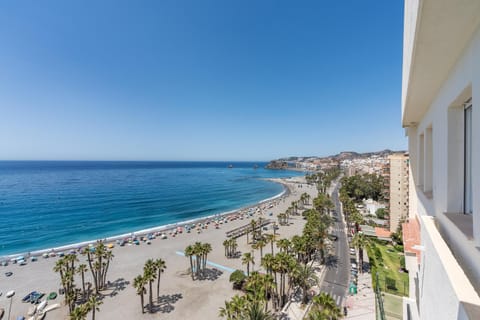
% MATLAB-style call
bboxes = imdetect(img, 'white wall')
[406,12,480,320]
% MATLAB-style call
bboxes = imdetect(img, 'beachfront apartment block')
[401,0,480,319]
[387,153,409,233]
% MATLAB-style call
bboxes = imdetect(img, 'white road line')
[336,295,341,306]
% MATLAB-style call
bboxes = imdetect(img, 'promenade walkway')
[345,255,375,320]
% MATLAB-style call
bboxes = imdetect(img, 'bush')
[394,244,404,252]
[229,270,246,290]
[375,208,387,219]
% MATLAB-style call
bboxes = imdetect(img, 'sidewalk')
[345,255,375,320]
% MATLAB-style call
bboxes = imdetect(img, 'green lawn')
[367,240,409,297]
[382,292,403,320]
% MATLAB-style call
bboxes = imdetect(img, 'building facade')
[402,0,480,319]
[388,153,409,233]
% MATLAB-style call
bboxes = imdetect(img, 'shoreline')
[0,177,296,260]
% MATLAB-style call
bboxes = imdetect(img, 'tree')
[310,293,343,319]
[143,259,157,313]
[253,238,267,260]
[54,255,77,314]
[219,294,248,320]
[82,241,114,294]
[375,208,387,219]
[264,233,277,255]
[352,232,369,274]
[242,252,255,276]
[69,304,88,320]
[276,238,290,254]
[86,294,103,320]
[133,275,147,314]
[292,263,319,304]
[77,264,88,300]
[229,270,246,290]
[155,258,166,299]
[244,301,275,320]
[185,245,195,280]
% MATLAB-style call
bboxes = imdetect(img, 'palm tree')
[261,253,275,276]
[264,233,277,255]
[143,259,157,313]
[69,304,88,320]
[86,294,103,320]
[101,250,114,289]
[223,239,229,258]
[185,245,195,280]
[193,242,204,278]
[245,301,275,320]
[219,294,248,319]
[202,242,212,271]
[352,232,369,273]
[250,219,257,241]
[78,264,88,300]
[276,238,290,254]
[155,258,166,299]
[133,275,147,314]
[292,263,319,304]
[311,293,343,319]
[242,252,255,276]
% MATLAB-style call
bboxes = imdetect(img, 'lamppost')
[6,290,15,320]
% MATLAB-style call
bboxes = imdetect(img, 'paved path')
[345,256,375,319]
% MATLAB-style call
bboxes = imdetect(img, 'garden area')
[367,240,409,297]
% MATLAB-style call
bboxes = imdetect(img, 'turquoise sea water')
[0,161,303,256]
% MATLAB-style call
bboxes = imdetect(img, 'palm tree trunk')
[86,253,99,294]
[189,256,194,280]
[81,272,86,300]
[157,272,160,299]
[149,281,153,313]
[140,293,145,314]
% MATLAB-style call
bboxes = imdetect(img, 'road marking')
[175,251,237,273]
[336,295,341,306]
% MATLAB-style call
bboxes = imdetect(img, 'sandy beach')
[1,176,316,320]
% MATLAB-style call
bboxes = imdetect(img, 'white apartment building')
[402,0,480,319]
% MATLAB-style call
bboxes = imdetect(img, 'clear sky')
[0,1,405,161]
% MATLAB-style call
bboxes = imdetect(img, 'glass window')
[464,102,472,214]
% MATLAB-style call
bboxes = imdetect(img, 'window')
[425,127,433,193]
[418,134,425,186]
[464,100,472,214]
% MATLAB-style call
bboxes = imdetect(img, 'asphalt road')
[319,181,351,308]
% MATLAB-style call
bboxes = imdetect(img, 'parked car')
[22,291,38,303]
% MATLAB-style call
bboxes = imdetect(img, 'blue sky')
[0,1,405,161]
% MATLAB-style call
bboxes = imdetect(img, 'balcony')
[417,215,480,319]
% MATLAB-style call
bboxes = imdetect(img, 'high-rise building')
[401,0,480,319]
[387,153,409,233]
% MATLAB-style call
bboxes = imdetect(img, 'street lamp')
[6,290,15,320]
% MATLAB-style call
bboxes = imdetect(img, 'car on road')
[350,248,356,255]
[328,234,338,241]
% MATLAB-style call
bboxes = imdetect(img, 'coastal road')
[320,181,350,308]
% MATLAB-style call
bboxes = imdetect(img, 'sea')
[0,161,304,256]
